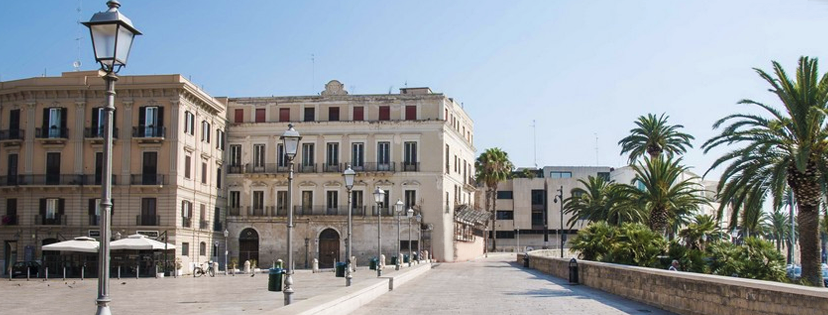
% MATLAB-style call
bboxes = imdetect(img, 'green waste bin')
[335,262,346,277]
[403,254,410,263]
[268,268,283,292]
[369,258,378,270]
[391,256,398,265]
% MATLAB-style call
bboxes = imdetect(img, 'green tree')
[569,221,615,261]
[563,176,645,227]
[766,208,791,253]
[679,214,723,251]
[618,113,695,164]
[475,148,514,252]
[621,157,708,236]
[607,223,667,267]
[703,57,828,286]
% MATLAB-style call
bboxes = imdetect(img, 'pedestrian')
[668,260,680,271]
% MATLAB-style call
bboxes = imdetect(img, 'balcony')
[0,174,83,186]
[213,221,223,232]
[84,127,119,140]
[132,126,166,142]
[247,206,275,217]
[351,162,395,173]
[1,215,18,226]
[81,175,117,186]
[199,220,209,230]
[298,163,317,173]
[88,215,100,226]
[228,207,241,216]
[227,165,244,174]
[371,206,394,216]
[323,164,342,173]
[402,162,420,172]
[130,174,166,186]
[0,129,24,143]
[35,215,67,226]
[136,215,160,226]
[182,217,192,228]
[244,163,288,174]
[35,127,69,141]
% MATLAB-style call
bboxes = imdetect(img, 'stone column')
[120,100,133,185]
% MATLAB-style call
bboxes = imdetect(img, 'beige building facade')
[0,71,227,275]
[224,80,481,267]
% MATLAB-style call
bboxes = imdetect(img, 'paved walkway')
[353,253,674,315]
[0,265,407,315]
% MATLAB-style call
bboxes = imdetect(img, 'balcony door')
[9,109,20,139]
[7,154,17,185]
[46,152,60,185]
[95,152,103,185]
[142,152,157,185]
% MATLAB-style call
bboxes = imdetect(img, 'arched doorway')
[318,229,340,269]
[238,228,259,267]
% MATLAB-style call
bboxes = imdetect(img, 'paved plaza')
[353,254,674,315]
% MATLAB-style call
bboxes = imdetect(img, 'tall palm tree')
[563,176,645,227]
[620,157,708,236]
[475,148,514,252]
[767,207,791,253]
[679,214,723,251]
[618,113,695,164]
[702,56,828,286]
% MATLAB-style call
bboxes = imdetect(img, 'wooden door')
[318,229,340,269]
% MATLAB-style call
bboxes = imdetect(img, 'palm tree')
[702,56,828,286]
[563,176,645,227]
[475,148,514,252]
[621,157,708,236]
[767,208,791,253]
[618,113,695,164]
[679,214,722,251]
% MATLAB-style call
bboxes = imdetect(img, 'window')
[329,107,339,121]
[253,191,265,212]
[377,141,390,170]
[216,168,222,188]
[8,109,21,140]
[304,107,315,122]
[200,204,206,228]
[495,231,515,239]
[213,207,221,231]
[379,106,390,120]
[185,155,192,179]
[184,111,195,135]
[141,198,157,225]
[353,106,364,121]
[182,200,192,227]
[279,108,290,122]
[405,105,416,120]
[496,191,513,199]
[182,242,189,256]
[326,143,339,166]
[254,144,265,168]
[46,152,60,184]
[550,171,572,179]
[302,143,315,167]
[255,108,266,122]
[531,190,545,205]
[142,152,158,185]
[302,191,314,209]
[445,145,450,174]
[42,107,67,138]
[7,153,18,185]
[404,141,417,171]
[139,106,162,137]
[405,190,416,209]
[597,172,610,181]
[201,162,208,184]
[90,107,114,138]
[46,198,59,219]
[234,109,244,123]
[277,191,288,214]
[351,143,364,168]
[201,121,211,143]
[5,199,17,225]
[326,191,338,210]
[277,144,287,167]
[496,210,514,220]
[216,129,225,150]
[352,190,364,209]
[229,191,240,208]
[229,145,241,166]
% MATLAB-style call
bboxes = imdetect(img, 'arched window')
[199,242,206,256]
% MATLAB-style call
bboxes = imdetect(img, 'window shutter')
[39,198,46,218]
[138,107,146,127]
[89,199,96,215]
[157,107,164,127]
[58,198,65,215]
[60,108,68,130]
[112,109,117,131]
[42,108,49,133]
[91,108,99,130]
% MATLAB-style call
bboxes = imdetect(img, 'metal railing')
[88,215,100,226]
[35,127,69,139]
[199,220,209,230]
[132,126,166,138]
[247,206,274,217]
[2,215,18,225]
[356,162,396,172]
[228,207,241,216]
[35,215,67,226]
[84,127,119,139]
[213,221,223,232]
[402,162,420,172]
[298,163,317,173]
[0,174,83,186]
[0,129,24,141]
[130,174,166,185]
[227,165,244,174]
[323,164,342,173]
[81,175,117,186]
[135,215,160,226]
[371,206,394,216]
[244,163,289,174]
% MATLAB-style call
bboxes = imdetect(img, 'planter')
[156,272,165,278]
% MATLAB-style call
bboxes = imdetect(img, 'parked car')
[11,261,40,278]
[786,264,801,280]
[823,263,828,286]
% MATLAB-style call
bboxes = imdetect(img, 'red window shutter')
[255,109,266,122]
[379,106,390,121]
[405,106,416,120]
[234,109,244,123]
[353,107,364,121]
[279,108,290,122]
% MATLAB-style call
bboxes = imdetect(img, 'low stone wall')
[522,250,828,315]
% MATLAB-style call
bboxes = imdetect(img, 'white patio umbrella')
[42,236,100,253]
[110,234,176,250]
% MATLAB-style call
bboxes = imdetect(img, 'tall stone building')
[224,80,481,267]
[0,71,227,275]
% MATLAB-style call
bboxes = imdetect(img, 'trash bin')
[523,255,529,268]
[568,258,579,284]
[404,254,410,264]
[413,253,419,261]
[369,258,378,270]
[335,262,346,277]
[391,256,398,265]
[268,268,283,292]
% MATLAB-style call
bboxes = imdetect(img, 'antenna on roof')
[73,0,83,71]
[404,80,408,88]
[388,86,393,94]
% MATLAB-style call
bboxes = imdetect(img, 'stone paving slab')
[353,253,675,315]
[0,265,416,315]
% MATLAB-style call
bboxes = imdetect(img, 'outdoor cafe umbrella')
[42,236,100,253]
[110,234,176,251]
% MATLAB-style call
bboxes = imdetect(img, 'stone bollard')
[276,259,284,269]
[350,256,357,272]
[424,251,430,263]
[213,261,219,274]
[243,260,251,274]
[312,258,319,273]
[379,254,386,269]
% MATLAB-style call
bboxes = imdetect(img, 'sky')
[3,0,828,180]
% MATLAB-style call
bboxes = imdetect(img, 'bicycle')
[193,261,215,277]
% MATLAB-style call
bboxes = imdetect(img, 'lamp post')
[394,199,404,271]
[342,165,355,286]
[83,2,141,314]
[373,188,385,276]
[407,208,414,267]
[553,186,564,258]
[416,214,422,262]
[223,229,229,276]
[280,124,301,305]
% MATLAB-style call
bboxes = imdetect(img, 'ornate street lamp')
[394,199,404,270]
[553,186,564,258]
[280,124,301,305]
[223,229,229,276]
[416,214,422,262]
[373,187,385,276]
[83,1,141,314]
[342,165,355,286]
[407,208,414,267]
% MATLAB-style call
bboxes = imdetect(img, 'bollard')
[81,266,85,281]
[27,267,30,281]
[312,258,319,273]
[155,265,158,279]
[63,267,66,281]
[136,264,140,279]
[118,266,121,279]
[45,267,48,280]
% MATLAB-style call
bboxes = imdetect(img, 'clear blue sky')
[3,0,828,179]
